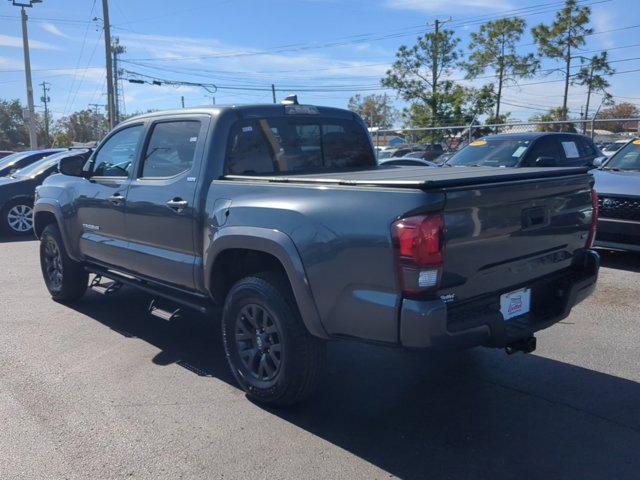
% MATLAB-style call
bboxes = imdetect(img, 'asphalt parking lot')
[1,237,639,480]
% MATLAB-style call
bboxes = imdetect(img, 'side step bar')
[148,299,182,322]
[84,265,213,315]
[90,275,122,295]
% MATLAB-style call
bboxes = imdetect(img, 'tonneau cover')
[223,165,591,189]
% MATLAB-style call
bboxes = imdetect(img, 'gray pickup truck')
[34,103,599,406]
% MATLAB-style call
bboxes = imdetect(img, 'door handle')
[107,193,124,205]
[166,198,188,212]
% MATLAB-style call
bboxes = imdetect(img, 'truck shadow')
[69,287,640,480]
[598,249,640,273]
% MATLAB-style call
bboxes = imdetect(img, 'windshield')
[12,154,61,177]
[606,142,626,152]
[446,138,531,167]
[604,140,640,171]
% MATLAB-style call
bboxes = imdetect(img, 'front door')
[123,118,208,290]
[75,124,145,266]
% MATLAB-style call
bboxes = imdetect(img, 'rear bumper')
[595,217,640,252]
[399,249,600,349]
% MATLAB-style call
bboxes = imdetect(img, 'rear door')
[123,116,209,290]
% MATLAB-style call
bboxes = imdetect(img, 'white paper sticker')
[500,288,531,320]
[512,146,527,157]
[242,126,253,133]
[562,141,579,158]
[189,136,198,142]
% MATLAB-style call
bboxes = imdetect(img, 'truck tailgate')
[440,172,595,306]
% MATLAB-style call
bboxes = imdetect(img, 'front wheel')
[222,273,326,407]
[39,224,88,302]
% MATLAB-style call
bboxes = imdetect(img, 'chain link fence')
[371,118,640,154]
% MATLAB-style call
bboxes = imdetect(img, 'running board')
[84,265,212,315]
[149,299,182,322]
[90,275,122,295]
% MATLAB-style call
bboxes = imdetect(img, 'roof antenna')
[281,94,299,105]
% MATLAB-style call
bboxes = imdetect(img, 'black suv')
[445,132,604,168]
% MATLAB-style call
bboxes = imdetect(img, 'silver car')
[592,139,640,252]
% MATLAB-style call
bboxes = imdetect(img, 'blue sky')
[0,0,638,123]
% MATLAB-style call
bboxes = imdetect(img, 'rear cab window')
[225,116,375,175]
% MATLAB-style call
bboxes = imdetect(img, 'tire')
[39,224,88,303]
[2,198,34,236]
[222,272,326,407]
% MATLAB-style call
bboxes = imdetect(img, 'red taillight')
[391,214,445,298]
[586,188,598,248]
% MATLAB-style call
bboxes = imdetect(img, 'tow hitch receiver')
[505,336,536,355]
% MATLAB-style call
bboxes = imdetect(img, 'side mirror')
[592,156,607,168]
[58,155,86,177]
[535,156,557,167]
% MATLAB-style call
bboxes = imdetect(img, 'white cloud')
[0,34,59,50]
[0,56,23,70]
[119,32,391,80]
[40,22,72,40]
[591,7,615,49]
[384,0,513,13]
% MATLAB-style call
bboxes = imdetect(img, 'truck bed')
[223,165,590,189]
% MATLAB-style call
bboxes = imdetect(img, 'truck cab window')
[92,125,144,177]
[140,121,200,178]
[225,117,375,175]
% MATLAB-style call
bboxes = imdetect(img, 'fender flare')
[33,201,81,261]
[204,226,328,339]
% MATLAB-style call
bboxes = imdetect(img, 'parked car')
[390,144,426,158]
[601,139,629,158]
[0,151,14,159]
[0,148,64,177]
[404,144,444,162]
[34,104,599,406]
[592,138,640,252]
[0,149,92,236]
[379,156,438,167]
[444,132,604,168]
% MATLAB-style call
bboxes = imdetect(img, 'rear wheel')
[39,224,88,302]
[2,199,34,236]
[222,273,326,407]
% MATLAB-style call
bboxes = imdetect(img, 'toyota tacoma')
[33,103,599,406]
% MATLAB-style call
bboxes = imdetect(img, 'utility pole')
[111,36,125,124]
[102,0,115,129]
[181,96,185,108]
[271,84,277,104]
[10,1,42,148]
[432,19,439,129]
[40,81,51,146]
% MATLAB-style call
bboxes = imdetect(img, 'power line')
[61,0,97,117]
[123,0,611,63]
